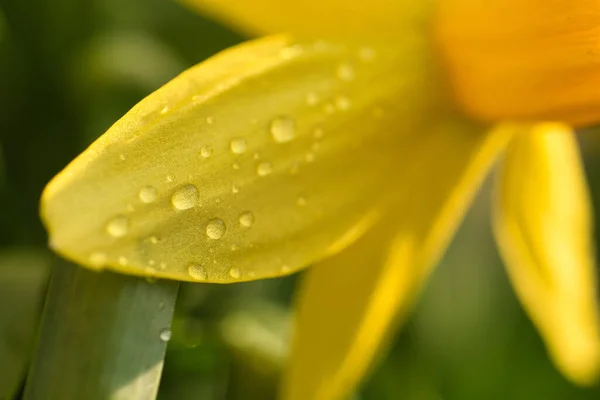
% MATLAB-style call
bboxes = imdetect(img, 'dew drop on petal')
[335,96,351,111]
[297,196,307,206]
[148,235,160,244]
[206,218,226,239]
[270,116,296,143]
[106,215,129,238]
[230,138,248,154]
[257,162,273,176]
[238,211,254,228]
[306,92,320,106]
[171,184,199,210]
[159,328,172,342]
[139,186,158,203]
[336,63,355,81]
[89,252,107,267]
[188,263,208,281]
[229,267,241,279]
[200,145,213,158]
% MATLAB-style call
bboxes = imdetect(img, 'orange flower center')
[435,0,600,127]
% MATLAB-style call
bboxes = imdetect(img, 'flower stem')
[24,262,179,400]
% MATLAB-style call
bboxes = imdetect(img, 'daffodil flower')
[41,0,600,399]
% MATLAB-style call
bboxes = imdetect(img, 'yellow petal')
[436,0,600,126]
[493,123,600,384]
[41,35,446,283]
[180,0,434,37]
[283,118,512,400]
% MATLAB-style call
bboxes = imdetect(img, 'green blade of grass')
[24,261,179,400]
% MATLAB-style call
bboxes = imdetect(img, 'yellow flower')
[41,0,600,399]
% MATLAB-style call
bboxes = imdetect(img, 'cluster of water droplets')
[92,42,377,282]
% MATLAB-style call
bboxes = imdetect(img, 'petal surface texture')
[493,123,600,384]
[283,119,512,400]
[181,0,434,36]
[41,35,445,283]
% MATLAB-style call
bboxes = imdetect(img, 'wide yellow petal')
[181,0,434,37]
[493,123,600,384]
[283,118,512,400]
[41,35,446,283]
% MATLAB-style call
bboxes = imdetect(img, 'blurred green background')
[1,0,600,399]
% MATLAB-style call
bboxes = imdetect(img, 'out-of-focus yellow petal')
[436,0,600,126]
[283,118,512,400]
[181,0,434,37]
[41,35,446,283]
[493,123,600,385]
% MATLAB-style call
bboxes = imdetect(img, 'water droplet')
[230,138,248,154]
[253,152,261,160]
[206,218,226,239]
[159,262,167,270]
[336,63,355,81]
[148,259,157,266]
[232,184,240,194]
[166,175,174,183]
[188,263,208,281]
[118,256,128,266]
[335,96,351,111]
[280,44,303,59]
[231,244,240,251]
[281,265,292,273]
[305,153,316,163]
[206,116,214,124]
[306,92,320,106]
[200,145,213,158]
[139,186,158,203]
[239,211,254,228]
[119,154,127,161]
[229,267,241,279]
[359,47,376,62]
[232,162,240,170]
[89,252,107,267]
[257,162,273,176]
[106,216,129,238]
[148,235,160,244]
[313,128,324,139]
[270,116,296,143]
[171,184,199,210]
[158,302,165,310]
[160,106,170,114]
[297,196,307,206]
[159,328,172,342]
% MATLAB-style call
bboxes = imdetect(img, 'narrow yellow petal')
[181,0,434,37]
[493,123,600,384]
[41,35,446,283]
[283,118,512,400]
